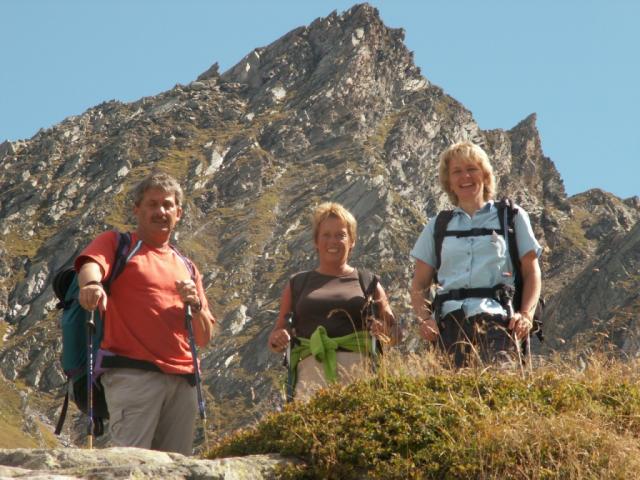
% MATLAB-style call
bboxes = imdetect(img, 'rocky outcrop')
[0,448,290,479]
[544,219,640,352]
[0,3,637,446]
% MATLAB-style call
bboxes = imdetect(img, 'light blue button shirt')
[410,201,542,318]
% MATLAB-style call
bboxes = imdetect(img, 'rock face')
[544,219,640,352]
[0,448,289,479]
[0,3,638,446]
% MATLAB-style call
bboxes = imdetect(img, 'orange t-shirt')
[75,231,209,375]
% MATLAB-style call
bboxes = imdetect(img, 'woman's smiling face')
[448,156,486,206]
[314,215,354,267]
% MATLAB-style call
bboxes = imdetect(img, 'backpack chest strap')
[443,228,502,238]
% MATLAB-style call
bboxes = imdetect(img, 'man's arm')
[77,260,107,311]
[508,250,541,339]
[192,307,215,347]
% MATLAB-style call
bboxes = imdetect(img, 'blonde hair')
[312,202,357,245]
[438,141,495,205]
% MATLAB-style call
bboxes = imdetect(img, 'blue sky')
[1,0,638,199]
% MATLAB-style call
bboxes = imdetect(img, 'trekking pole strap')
[54,387,70,436]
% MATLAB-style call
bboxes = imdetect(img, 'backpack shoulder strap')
[170,244,196,281]
[434,210,455,270]
[289,271,311,328]
[497,198,525,312]
[357,268,379,299]
[103,231,140,294]
[496,199,520,270]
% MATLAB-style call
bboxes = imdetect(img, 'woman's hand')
[509,312,532,340]
[418,316,439,342]
[369,319,391,343]
[269,328,291,353]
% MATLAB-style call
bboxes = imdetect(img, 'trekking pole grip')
[185,303,193,329]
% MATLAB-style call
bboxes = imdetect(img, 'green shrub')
[207,355,640,479]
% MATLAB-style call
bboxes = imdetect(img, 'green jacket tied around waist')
[288,326,375,391]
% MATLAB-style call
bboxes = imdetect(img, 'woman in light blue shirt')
[410,141,542,367]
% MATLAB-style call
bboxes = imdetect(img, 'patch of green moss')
[365,110,406,154]
[0,376,58,449]
[0,321,7,349]
[432,94,460,121]
[561,208,592,252]
[1,223,59,258]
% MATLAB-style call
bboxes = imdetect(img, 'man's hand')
[78,282,107,312]
[176,279,201,311]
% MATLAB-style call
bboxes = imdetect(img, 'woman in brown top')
[268,202,399,401]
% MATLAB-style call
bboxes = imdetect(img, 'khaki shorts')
[295,351,371,402]
[101,368,197,455]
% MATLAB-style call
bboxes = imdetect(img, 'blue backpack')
[52,231,142,436]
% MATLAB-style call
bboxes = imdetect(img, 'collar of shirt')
[451,200,494,217]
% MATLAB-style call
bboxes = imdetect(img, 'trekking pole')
[369,305,378,369]
[284,313,296,403]
[185,304,208,448]
[365,278,380,370]
[86,309,95,450]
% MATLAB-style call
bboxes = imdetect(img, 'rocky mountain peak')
[219,3,422,126]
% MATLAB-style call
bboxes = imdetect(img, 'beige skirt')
[294,351,372,402]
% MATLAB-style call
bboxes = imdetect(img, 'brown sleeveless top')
[292,269,367,338]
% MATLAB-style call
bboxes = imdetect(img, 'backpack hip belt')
[433,284,515,319]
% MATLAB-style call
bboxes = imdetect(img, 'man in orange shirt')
[76,171,215,455]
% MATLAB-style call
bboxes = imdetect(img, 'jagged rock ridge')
[0,3,638,446]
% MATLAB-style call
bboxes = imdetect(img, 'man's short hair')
[132,171,184,207]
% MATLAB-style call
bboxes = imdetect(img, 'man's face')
[133,188,182,238]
